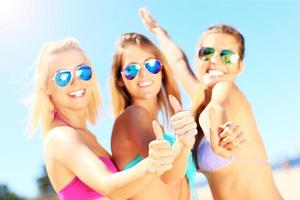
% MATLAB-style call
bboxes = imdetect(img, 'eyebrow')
[143,57,156,63]
[75,63,86,68]
[123,57,156,68]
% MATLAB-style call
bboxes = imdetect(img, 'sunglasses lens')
[54,71,72,87]
[220,50,239,64]
[199,47,215,61]
[145,59,162,74]
[123,64,140,80]
[76,65,92,81]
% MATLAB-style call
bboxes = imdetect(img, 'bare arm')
[112,105,157,160]
[199,81,246,158]
[160,140,191,185]
[112,105,189,185]
[160,95,197,185]
[44,126,173,200]
[139,7,200,97]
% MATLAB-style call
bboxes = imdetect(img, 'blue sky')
[0,0,299,198]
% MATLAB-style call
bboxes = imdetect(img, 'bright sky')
[0,0,299,198]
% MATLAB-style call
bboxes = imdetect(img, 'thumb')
[152,120,164,140]
[169,95,182,114]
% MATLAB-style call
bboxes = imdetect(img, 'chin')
[203,77,216,88]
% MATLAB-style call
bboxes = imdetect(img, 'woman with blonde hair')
[28,37,176,200]
[140,7,282,200]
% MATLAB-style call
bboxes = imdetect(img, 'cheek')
[154,72,163,85]
[122,78,137,95]
[48,89,63,106]
[47,81,59,96]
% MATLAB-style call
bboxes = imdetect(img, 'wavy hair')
[28,38,101,136]
[110,33,181,124]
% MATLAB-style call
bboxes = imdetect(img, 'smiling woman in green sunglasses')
[140,7,282,200]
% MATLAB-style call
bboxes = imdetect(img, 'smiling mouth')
[68,89,85,97]
[207,69,225,77]
[138,81,153,87]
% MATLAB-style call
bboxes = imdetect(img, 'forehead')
[122,45,156,65]
[200,33,239,51]
[48,49,86,74]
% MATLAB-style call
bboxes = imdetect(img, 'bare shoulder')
[211,81,247,106]
[114,105,152,130]
[44,126,82,160]
[211,81,253,119]
[212,81,237,99]
[121,105,151,119]
[112,105,155,157]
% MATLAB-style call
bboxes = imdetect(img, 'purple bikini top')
[197,138,234,171]
[197,138,269,172]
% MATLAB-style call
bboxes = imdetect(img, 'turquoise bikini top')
[123,133,198,200]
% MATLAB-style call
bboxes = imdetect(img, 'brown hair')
[192,24,245,167]
[110,32,181,124]
[199,24,245,60]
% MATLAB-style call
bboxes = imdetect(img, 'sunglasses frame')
[52,65,92,88]
[198,47,240,64]
[121,58,162,80]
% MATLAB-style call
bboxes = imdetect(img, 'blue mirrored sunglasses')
[198,47,239,64]
[122,59,162,80]
[52,65,92,88]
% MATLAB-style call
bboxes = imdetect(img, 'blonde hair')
[28,38,101,136]
[110,33,181,124]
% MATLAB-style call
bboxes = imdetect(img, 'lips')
[207,69,225,77]
[138,80,153,87]
[68,89,85,97]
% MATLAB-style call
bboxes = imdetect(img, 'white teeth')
[138,81,152,87]
[69,89,85,97]
[208,70,225,77]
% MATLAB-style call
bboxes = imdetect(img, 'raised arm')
[44,126,173,200]
[139,7,200,97]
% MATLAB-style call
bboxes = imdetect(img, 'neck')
[132,97,158,119]
[54,107,87,130]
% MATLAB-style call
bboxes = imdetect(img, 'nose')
[70,72,80,85]
[138,65,147,78]
[210,57,217,63]
[210,52,222,65]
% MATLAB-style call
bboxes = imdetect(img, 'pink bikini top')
[53,112,118,199]
[58,156,118,200]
